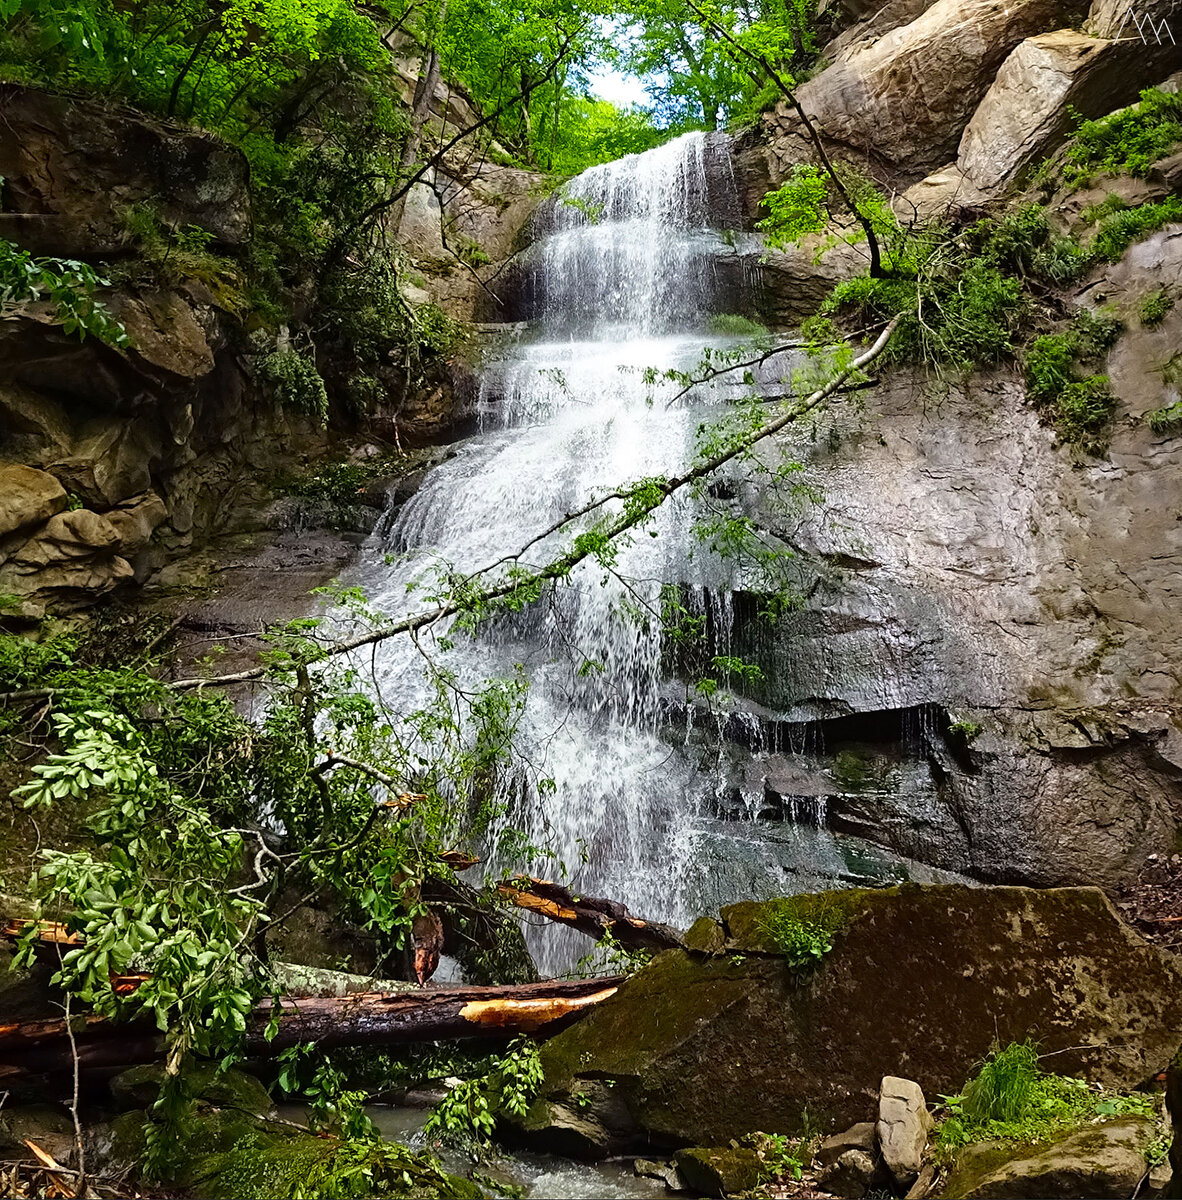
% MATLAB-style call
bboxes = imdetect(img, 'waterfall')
[352,133,864,973]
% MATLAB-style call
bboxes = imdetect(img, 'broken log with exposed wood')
[0,976,624,1084]
[496,876,684,953]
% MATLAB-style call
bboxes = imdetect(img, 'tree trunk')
[0,978,623,1085]
[496,877,684,952]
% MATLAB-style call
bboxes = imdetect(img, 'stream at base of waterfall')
[350,132,952,975]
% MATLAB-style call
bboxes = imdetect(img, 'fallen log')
[496,877,684,953]
[0,976,623,1084]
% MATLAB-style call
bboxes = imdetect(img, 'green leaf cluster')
[1063,88,1182,185]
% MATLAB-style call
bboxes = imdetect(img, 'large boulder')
[0,508,134,607]
[788,0,1079,176]
[941,1116,1160,1198]
[514,887,1182,1154]
[958,32,1169,196]
[0,464,66,542]
[0,83,250,257]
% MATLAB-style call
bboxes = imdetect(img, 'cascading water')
[352,133,918,973]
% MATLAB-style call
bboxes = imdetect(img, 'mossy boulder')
[107,1106,484,1199]
[940,1116,1160,1198]
[516,885,1182,1154]
[109,1063,274,1115]
[674,1146,763,1196]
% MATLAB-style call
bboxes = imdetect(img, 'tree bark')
[497,877,684,952]
[0,978,623,1085]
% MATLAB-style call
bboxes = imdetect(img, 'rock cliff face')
[715,1,1182,891]
[0,80,542,614]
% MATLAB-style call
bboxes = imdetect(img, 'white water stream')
[352,133,906,972]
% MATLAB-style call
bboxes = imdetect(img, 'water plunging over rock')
[353,133,956,973]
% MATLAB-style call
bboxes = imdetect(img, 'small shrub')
[1024,310,1122,453]
[936,1041,1159,1162]
[1140,289,1175,327]
[257,348,330,423]
[757,901,845,971]
[962,1040,1040,1123]
[1147,400,1182,434]
[1064,88,1182,184]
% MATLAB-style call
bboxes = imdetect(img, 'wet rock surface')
[515,886,1182,1152]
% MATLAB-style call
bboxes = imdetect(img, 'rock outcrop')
[958,32,1162,196]
[512,886,1182,1154]
[0,83,250,257]
[789,0,1079,176]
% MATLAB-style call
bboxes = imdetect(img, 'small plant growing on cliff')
[1140,288,1175,328]
[0,237,128,346]
[1147,399,1182,435]
[1063,88,1182,185]
[257,347,330,423]
[757,903,840,971]
[1024,309,1122,453]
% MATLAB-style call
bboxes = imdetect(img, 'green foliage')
[757,904,839,970]
[257,348,330,423]
[1024,309,1121,453]
[1140,288,1175,327]
[423,1038,544,1146]
[195,1128,483,1200]
[275,1044,376,1140]
[1063,88,1182,185]
[623,0,819,131]
[962,1040,1040,1123]
[1146,400,1182,435]
[0,237,128,346]
[758,164,830,247]
[935,1042,1159,1161]
[545,99,666,175]
[708,313,770,338]
[948,719,982,743]
[1089,194,1182,264]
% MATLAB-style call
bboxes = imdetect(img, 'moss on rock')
[941,1115,1159,1199]
[674,1146,764,1196]
[516,885,1182,1154]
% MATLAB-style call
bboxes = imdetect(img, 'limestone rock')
[941,1116,1159,1198]
[877,1076,931,1183]
[673,1147,763,1197]
[13,510,121,564]
[0,82,249,257]
[52,423,159,509]
[1088,0,1177,38]
[104,492,169,556]
[818,1121,877,1166]
[753,236,866,328]
[0,509,134,604]
[634,1158,686,1190]
[958,32,1161,196]
[518,887,1182,1152]
[895,166,989,222]
[0,464,66,540]
[825,0,943,63]
[790,0,1077,175]
[817,1148,878,1198]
